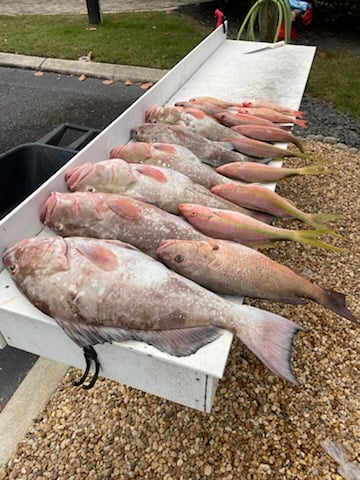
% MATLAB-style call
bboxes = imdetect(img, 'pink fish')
[220,136,309,160]
[175,99,226,118]
[211,183,339,228]
[236,107,307,128]
[216,162,328,183]
[178,204,345,252]
[230,124,305,152]
[40,191,208,258]
[109,142,239,189]
[3,235,304,385]
[189,97,305,118]
[145,105,238,142]
[156,239,358,324]
[214,110,277,128]
[144,105,303,159]
[238,100,305,118]
[65,159,272,222]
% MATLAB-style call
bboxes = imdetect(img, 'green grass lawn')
[0,12,358,120]
[306,51,360,120]
[0,12,210,69]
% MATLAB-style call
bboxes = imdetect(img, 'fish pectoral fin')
[59,319,223,358]
[73,345,100,390]
[73,243,119,272]
[136,165,168,183]
[105,198,139,219]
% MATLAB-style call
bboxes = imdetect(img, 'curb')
[0,357,68,469]
[0,52,168,82]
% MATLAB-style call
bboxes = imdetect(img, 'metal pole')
[86,0,102,25]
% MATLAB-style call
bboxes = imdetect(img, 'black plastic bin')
[0,144,75,219]
[0,123,100,220]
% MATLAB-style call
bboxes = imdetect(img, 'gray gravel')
[294,95,360,150]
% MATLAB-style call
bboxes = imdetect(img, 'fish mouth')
[65,163,94,191]
[178,203,194,216]
[40,192,58,225]
[130,126,140,139]
[144,105,158,122]
[109,145,124,158]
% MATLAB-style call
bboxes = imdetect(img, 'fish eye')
[86,186,96,193]
[174,255,184,263]
[8,264,17,274]
[54,222,64,232]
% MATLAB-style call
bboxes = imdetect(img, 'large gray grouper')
[3,236,303,388]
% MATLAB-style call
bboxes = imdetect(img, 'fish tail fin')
[292,138,305,152]
[232,305,304,384]
[294,118,308,128]
[294,110,306,119]
[306,212,341,228]
[320,288,359,325]
[298,164,333,176]
[292,229,348,252]
[293,151,313,160]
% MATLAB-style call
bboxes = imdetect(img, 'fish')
[145,105,241,142]
[214,110,278,128]
[176,99,278,127]
[175,99,228,118]
[178,203,346,252]
[190,96,305,118]
[3,235,304,385]
[40,191,209,258]
[238,100,305,118]
[230,124,305,152]
[220,135,310,160]
[131,123,262,167]
[145,106,296,160]
[236,107,307,128]
[109,142,240,189]
[216,162,328,183]
[65,159,272,222]
[156,239,358,324]
[211,183,339,228]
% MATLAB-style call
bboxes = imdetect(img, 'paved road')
[0,66,144,153]
[0,0,208,15]
[0,65,145,408]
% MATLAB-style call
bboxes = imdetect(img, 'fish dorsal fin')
[105,197,139,218]
[136,165,168,183]
[74,243,119,271]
